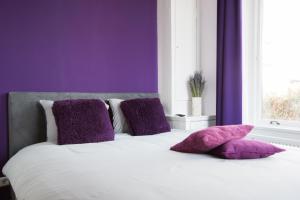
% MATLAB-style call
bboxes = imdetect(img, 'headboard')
[8,92,158,157]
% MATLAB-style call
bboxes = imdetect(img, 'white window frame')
[243,0,300,132]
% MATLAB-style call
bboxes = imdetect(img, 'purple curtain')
[216,0,242,125]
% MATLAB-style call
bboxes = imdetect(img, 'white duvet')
[3,130,300,200]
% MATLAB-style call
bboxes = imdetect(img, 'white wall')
[158,0,217,116]
[157,0,172,114]
[158,0,198,115]
[172,0,198,115]
[198,0,217,116]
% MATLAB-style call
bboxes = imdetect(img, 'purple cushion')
[52,99,114,145]
[210,139,285,159]
[120,98,170,135]
[170,125,254,153]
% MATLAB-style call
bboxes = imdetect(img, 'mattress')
[3,130,300,200]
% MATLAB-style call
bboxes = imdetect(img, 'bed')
[3,92,300,200]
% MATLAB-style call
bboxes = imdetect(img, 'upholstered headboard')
[8,92,158,157]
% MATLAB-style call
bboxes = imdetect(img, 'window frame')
[243,0,300,131]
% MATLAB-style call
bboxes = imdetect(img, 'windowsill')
[254,125,300,135]
[248,125,300,147]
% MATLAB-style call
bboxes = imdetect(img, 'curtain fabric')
[216,0,242,125]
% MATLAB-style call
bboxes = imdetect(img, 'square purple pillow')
[210,139,285,159]
[170,125,254,153]
[52,99,114,145]
[120,98,170,136]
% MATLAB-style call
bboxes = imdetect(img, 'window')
[244,0,300,129]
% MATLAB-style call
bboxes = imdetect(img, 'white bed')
[3,130,300,200]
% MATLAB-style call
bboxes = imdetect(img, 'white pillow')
[39,100,57,143]
[39,99,110,143]
[107,99,130,133]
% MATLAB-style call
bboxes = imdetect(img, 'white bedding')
[3,130,300,200]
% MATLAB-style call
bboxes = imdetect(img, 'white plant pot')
[192,97,202,116]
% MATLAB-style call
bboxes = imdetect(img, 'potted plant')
[189,71,205,116]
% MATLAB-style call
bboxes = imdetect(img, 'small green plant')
[189,71,205,97]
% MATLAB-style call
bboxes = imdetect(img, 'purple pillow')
[52,99,114,145]
[170,125,254,153]
[210,139,285,159]
[120,98,170,135]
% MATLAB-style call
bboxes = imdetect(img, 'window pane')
[261,0,300,122]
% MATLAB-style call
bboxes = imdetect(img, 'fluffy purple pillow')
[52,99,114,145]
[120,98,170,135]
[170,125,254,153]
[210,139,285,159]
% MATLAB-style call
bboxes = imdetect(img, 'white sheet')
[3,130,300,200]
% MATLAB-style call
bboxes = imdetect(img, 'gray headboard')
[8,92,158,157]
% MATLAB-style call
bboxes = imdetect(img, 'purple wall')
[0,0,157,182]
